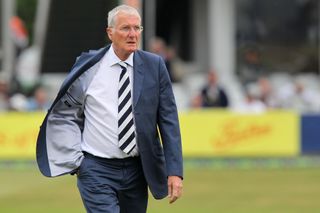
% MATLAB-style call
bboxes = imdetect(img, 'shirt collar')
[107,44,134,67]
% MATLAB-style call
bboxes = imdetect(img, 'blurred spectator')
[148,37,179,82]
[191,70,229,108]
[190,94,202,109]
[9,93,28,111]
[26,85,50,111]
[239,45,265,85]
[257,77,278,108]
[0,80,10,111]
[9,16,30,95]
[9,16,29,53]
[15,46,41,91]
[236,82,267,113]
[276,80,320,112]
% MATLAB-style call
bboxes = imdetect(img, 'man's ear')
[106,27,113,41]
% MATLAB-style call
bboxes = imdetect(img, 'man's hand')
[168,175,183,204]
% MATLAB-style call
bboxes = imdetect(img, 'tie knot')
[118,61,127,70]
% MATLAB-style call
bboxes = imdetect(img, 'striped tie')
[118,61,136,154]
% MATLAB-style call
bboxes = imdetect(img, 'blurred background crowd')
[0,0,320,114]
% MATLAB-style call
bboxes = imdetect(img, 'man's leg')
[118,158,148,213]
[77,155,120,213]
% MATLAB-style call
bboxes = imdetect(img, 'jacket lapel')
[133,51,144,107]
[50,45,110,111]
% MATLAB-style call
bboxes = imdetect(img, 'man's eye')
[122,26,130,32]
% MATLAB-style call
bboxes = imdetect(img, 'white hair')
[108,5,141,27]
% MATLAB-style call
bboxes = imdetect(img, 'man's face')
[107,12,142,60]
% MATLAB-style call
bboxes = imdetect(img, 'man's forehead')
[115,12,140,22]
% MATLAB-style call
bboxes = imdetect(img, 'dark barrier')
[301,114,320,154]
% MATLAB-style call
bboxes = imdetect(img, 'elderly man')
[36,4,183,213]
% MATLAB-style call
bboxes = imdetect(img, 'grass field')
[1,160,320,213]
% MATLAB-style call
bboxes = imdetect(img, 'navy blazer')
[36,45,183,199]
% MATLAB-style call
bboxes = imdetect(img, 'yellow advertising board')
[179,110,300,157]
[0,110,300,159]
[0,112,45,159]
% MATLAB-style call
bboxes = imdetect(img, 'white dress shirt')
[81,45,138,158]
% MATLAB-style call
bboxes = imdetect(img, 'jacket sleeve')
[157,57,183,178]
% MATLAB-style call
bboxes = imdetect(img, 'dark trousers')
[77,152,148,213]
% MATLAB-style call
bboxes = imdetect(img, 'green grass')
[1,162,320,213]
